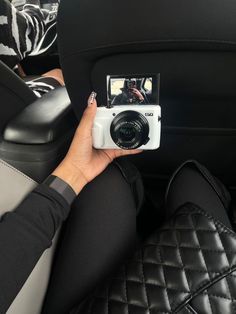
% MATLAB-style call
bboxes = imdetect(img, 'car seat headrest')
[58,0,236,118]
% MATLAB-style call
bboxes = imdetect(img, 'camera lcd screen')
[107,74,160,107]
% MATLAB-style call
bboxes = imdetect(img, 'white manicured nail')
[88,91,97,106]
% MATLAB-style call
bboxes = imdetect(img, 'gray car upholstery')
[0,159,59,314]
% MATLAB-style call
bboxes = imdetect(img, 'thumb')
[77,92,97,137]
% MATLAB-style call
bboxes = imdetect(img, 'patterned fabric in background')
[25,76,61,97]
[0,0,59,97]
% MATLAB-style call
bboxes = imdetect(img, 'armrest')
[3,87,77,144]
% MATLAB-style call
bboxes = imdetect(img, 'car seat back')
[58,0,236,184]
[0,159,58,314]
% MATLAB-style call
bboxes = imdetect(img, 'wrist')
[52,161,87,195]
[43,175,77,205]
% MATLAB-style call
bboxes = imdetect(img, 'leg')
[165,160,232,228]
[42,163,137,314]
[42,68,65,86]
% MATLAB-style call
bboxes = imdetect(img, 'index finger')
[117,149,143,157]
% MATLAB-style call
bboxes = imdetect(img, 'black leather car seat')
[73,204,236,314]
[58,0,236,186]
[0,59,77,182]
[0,60,37,132]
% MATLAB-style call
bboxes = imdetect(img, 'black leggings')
[42,163,137,314]
[42,161,232,314]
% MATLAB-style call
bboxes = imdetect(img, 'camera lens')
[110,111,149,149]
[119,125,136,141]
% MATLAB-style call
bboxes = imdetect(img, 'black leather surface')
[3,86,76,144]
[73,205,236,314]
[0,60,36,134]
[58,0,236,116]
[185,271,236,314]
[59,0,236,59]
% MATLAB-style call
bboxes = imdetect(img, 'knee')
[93,162,129,188]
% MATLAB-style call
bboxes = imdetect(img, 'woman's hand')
[53,93,142,194]
[131,88,144,101]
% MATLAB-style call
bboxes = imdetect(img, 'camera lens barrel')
[110,111,149,149]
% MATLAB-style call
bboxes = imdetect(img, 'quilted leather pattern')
[73,204,236,314]
[184,270,236,314]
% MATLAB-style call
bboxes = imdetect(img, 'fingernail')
[88,91,97,106]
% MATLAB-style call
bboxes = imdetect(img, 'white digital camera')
[92,74,161,150]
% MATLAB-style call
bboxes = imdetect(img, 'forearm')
[0,184,70,313]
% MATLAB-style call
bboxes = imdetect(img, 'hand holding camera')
[53,93,142,194]
[130,88,145,102]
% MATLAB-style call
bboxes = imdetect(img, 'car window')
[110,79,125,96]
[144,78,152,92]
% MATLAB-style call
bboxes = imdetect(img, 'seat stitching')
[140,249,150,312]
[177,240,191,293]
[158,245,172,312]
[178,206,236,238]
[207,292,214,314]
[130,260,220,275]
[148,228,228,236]
[191,214,211,278]
[175,266,236,312]
[109,267,236,313]
[158,206,236,240]
[157,229,216,234]
[115,278,191,294]
[225,274,236,313]
[89,208,236,314]
[151,228,217,233]
[144,243,236,255]
[172,214,211,311]
[96,297,171,313]
[217,228,231,268]
[206,293,236,302]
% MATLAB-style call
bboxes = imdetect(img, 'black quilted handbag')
[72,204,236,314]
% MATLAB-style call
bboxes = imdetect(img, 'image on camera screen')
[107,74,160,107]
